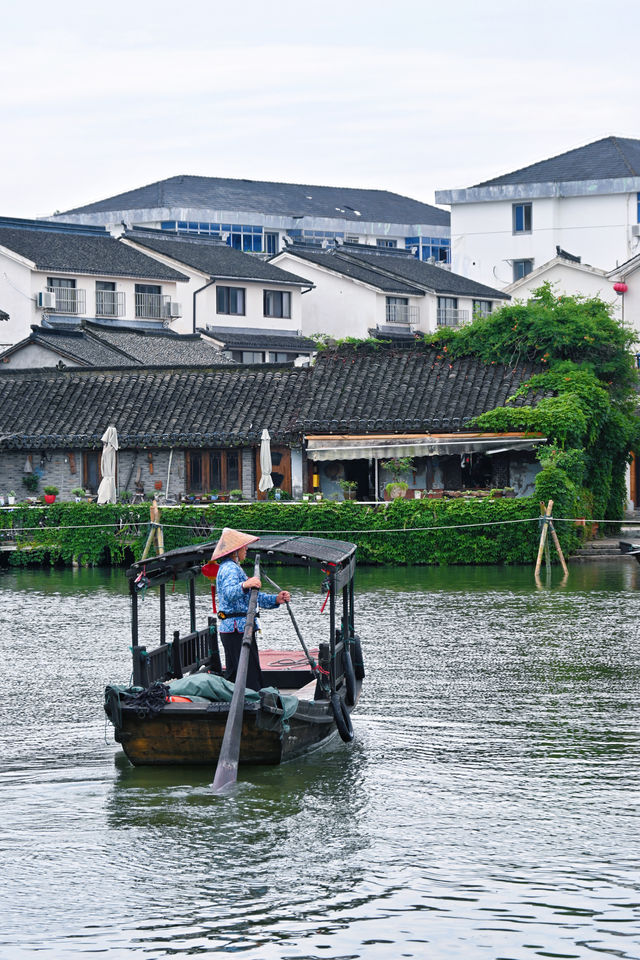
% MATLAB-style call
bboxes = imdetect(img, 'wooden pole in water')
[549,518,569,576]
[535,500,554,577]
[140,499,164,560]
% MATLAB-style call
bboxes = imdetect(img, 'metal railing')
[385,303,419,325]
[96,290,125,317]
[135,293,170,319]
[47,287,86,315]
[437,308,469,328]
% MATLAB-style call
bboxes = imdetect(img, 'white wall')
[449,192,640,290]
[507,260,622,320]
[0,246,187,347]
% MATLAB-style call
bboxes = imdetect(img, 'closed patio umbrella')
[258,428,274,493]
[97,426,119,504]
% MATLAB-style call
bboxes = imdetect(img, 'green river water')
[0,560,639,959]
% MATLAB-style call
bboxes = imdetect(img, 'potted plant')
[381,456,414,500]
[229,489,244,502]
[209,490,219,501]
[338,479,358,501]
[22,473,39,493]
[119,489,132,504]
[71,487,86,503]
[503,487,516,498]
[43,485,59,504]
[7,491,16,505]
[302,493,311,502]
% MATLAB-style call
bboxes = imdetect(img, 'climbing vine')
[426,284,639,523]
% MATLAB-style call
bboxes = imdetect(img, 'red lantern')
[613,282,628,294]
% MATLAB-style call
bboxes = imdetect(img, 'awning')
[306,434,546,461]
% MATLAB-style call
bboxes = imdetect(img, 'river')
[1,560,639,959]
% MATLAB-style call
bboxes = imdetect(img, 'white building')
[273,243,509,339]
[122,228,315,362]
[0,217,188,350]
[435,136,640,290]
[505,250,622,319]
[50,174,451,262]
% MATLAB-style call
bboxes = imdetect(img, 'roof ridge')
[610,135,640,177]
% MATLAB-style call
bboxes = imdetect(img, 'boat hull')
[111,686,360,767]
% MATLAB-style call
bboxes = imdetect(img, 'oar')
[211,554,260,793]
[262,570,323,680]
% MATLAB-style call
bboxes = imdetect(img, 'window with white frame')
[263,290,291,318]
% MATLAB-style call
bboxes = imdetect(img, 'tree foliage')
[427,284,639,522]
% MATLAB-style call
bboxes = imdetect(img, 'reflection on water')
[1,561,639,958]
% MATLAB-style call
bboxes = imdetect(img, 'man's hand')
[243,576,262,590]
[276,590,291,605]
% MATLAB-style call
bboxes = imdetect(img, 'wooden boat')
[619,540,640,561]
[104,535,364,766]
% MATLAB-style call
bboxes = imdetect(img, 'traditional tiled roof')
[278,246,421,294]
[0,219,188,281]
[0,343,544,448]
[281,245,509,299]
[61,175,450,226]
[204,326,316,352]
[474,136,640,188]
[0,364,310,448]
[0,321,233,368]
[125,230,311,285]
[299,344,543,433]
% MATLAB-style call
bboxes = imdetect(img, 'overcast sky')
[2,0,639,218]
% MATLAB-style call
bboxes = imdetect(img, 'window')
[513,259,534,281]
[186,449,242,493]
[377,239,397,248]
[265,232,279,255]
[83,451,101,494]
[513,202,532,234]
[96,280,123,317]
[135,283,164,318]
[473,300,492,317]
[268,351,290,363]
[437,297,460,327]
[47,277,85,314]
[242,351,264,363]
[386,296,409,324]
[405,237,451,263]
[217,286,245,315]
[264,290,291,318]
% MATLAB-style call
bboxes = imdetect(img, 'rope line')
[2,517,638,536]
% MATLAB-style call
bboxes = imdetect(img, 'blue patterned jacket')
[216,558,279,634]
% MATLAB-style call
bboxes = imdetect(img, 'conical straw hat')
[211,527,258,561]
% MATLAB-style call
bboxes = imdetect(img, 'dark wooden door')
[256,445,291,499]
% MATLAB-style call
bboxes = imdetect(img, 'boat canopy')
[126,534,357,588]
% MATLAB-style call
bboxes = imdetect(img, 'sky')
[1,0,639,218]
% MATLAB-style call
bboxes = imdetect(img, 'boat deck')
[259,648,319,700]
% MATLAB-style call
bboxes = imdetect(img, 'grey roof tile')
[204,326,316,351]
[0,343,543,448]
[126,230,312,284]
[474,136,640,187]
[62,175,450,226]
[0,224,188,281]
[282,245,509,299]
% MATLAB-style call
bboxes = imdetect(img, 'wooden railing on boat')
[132,616,223,687]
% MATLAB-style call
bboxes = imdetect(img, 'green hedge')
[0,497,574,567]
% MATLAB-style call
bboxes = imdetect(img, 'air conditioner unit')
[167,301,181,318]
[631,224,640,237]
[37,291,56,309]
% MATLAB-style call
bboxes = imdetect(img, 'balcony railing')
[437,308,469,328]
[135,293,170,319]
[96,290,125,317]
[47,287,86,315]
[385,303,419,325]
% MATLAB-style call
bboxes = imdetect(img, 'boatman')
[211,527,291,691]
